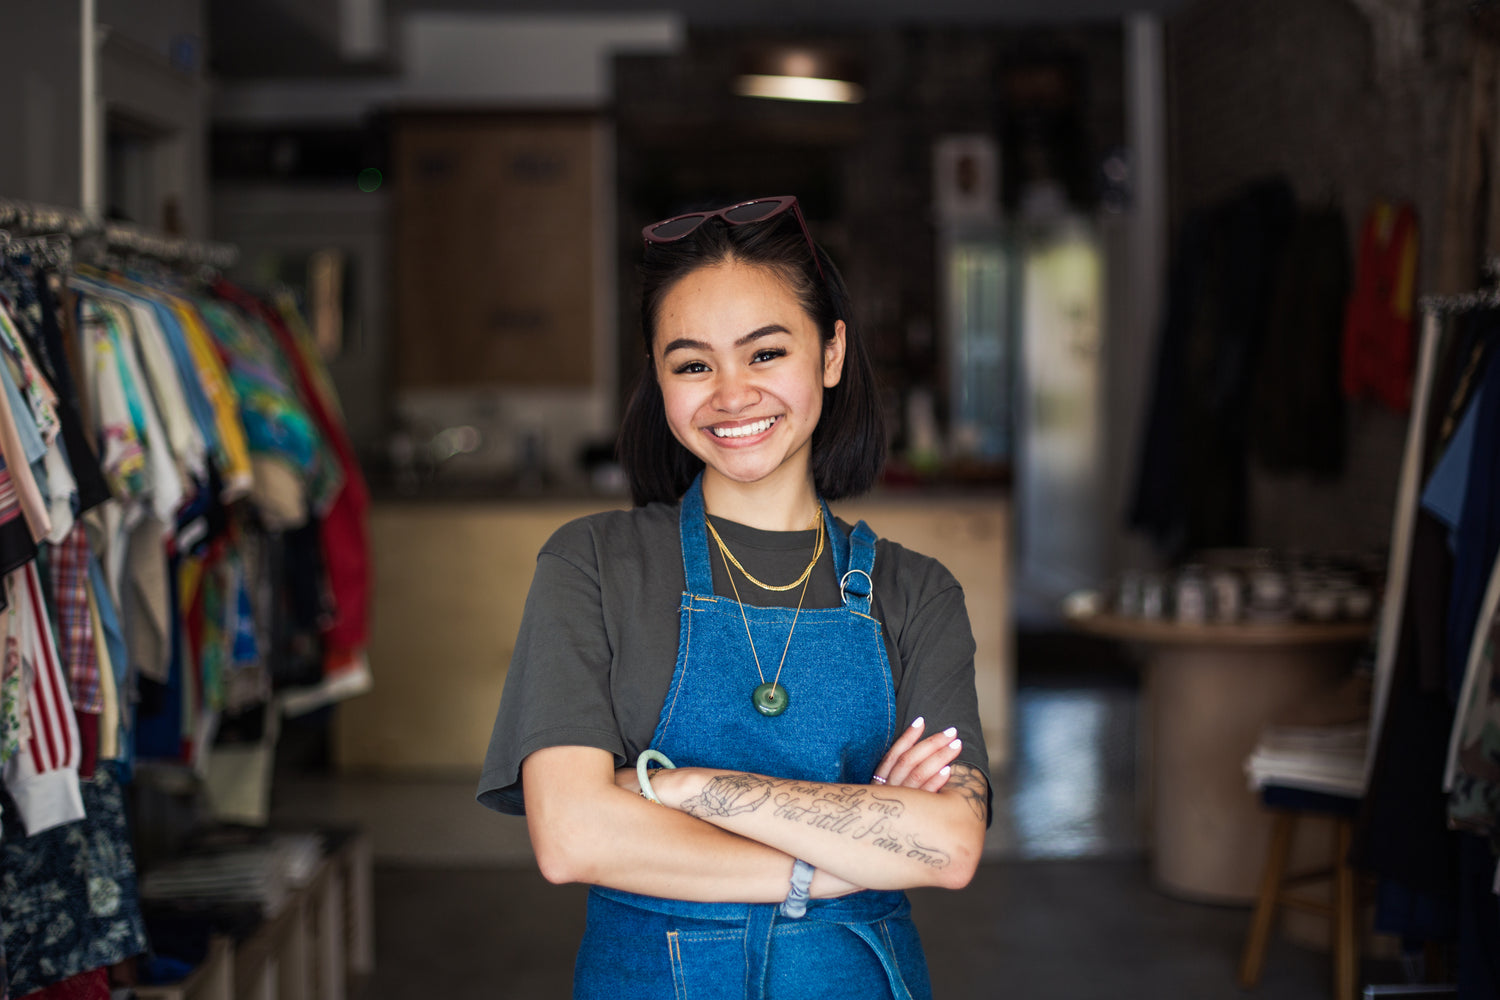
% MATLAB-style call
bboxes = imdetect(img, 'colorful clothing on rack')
[15,266,111,517]
[194,298,338,519]
[222,283,371,709]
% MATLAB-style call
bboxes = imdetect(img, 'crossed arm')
[522,720,988,903]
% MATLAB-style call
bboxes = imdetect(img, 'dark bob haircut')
[617,203,886,507]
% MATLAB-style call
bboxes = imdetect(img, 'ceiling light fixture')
[734,46,865,105]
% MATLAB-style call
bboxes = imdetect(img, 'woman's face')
[652,259,845,496]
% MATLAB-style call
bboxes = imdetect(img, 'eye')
[751,347,787,364]
[672,360,710,375]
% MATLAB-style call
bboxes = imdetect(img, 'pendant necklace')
[707,507,823,717]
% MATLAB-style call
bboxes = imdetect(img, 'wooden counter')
[336,494,1014,774]
[1069,611,1370,904]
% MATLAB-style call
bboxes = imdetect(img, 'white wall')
[212,12,683,123]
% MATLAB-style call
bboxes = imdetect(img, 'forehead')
[654,260,808,338]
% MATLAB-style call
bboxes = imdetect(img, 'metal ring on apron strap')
[840,568,873,604]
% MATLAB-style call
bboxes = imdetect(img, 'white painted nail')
[911,717,925,728]
[950,739,963,750]
[940,765,951,777]
[942,727,958,738]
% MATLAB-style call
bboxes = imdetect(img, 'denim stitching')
[667,930,687,1000]
[661,597,694,732]
[752,912,773,1000]
[877,920,914,1000]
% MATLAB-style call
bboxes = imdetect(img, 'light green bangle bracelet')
[636,749,676,804]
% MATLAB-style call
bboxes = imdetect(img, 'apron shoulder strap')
[840,520,878,615]
[677,474,714,593]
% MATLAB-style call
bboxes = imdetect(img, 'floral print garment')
[0,763,146,996]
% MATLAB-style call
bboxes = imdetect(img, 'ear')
[822,320,847,389]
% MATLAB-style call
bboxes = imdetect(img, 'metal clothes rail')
[1418,254,1500,315]
[0,196,238,271]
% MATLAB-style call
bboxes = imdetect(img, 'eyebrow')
[661,325,791,357]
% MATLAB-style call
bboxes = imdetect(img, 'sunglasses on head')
[641,196,824,281]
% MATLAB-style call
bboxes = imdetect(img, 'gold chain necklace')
[704,506,823,591]
[709,510,823,717]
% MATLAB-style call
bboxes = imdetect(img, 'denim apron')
[574,476,933,1000]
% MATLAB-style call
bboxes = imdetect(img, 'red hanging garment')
[1342,200,1419,412]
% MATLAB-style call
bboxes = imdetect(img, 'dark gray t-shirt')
[477,499,990,817]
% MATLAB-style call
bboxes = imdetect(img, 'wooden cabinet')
[391,114,603,390]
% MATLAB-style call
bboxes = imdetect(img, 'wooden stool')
[1238,786,1362,1000]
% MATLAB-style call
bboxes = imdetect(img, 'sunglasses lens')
[648,215,707,241]
[721,200,785,224]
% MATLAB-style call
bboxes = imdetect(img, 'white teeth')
[712,417,776,439]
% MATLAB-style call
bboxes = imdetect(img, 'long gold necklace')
[708,509,823,717]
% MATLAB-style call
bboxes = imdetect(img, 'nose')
[712,368,760,412]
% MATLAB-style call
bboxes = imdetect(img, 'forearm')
[650,764,987,891]
[522,746,858,902]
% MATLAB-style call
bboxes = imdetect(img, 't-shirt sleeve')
[476,518,626,815]
[883,546,994,826]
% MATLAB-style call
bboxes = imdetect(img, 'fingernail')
[940,765,951,777]
[911,717,925,728]
[950,739,962,750]
[942,727,957,738]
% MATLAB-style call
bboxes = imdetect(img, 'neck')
[702,471,819,531]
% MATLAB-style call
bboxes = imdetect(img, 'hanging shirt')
[76,297,149,504]
[169,300,252,500]
[0,351,51,544]
[120,297,208,486]
[1,562,84,835]
[98,300,184,530]
[47,525,100,715]
[1343,201,1420,412]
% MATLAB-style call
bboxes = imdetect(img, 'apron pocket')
[667,928,750,1000]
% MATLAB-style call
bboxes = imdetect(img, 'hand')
[872,717,963,792]
[613,765,641,795]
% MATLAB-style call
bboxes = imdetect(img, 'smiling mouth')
[711,416,777,439]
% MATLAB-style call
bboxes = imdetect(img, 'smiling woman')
[652,262,847,525]
[477,195,991,1000]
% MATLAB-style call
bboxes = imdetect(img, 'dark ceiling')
[209,0,1189,78]
[386,0,1188,26]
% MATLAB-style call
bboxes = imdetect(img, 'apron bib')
[574,476,932,1000]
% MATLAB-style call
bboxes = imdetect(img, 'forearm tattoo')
[945,764,990,824]
[680,774,953,869]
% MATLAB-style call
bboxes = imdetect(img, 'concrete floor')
[270,657,1403,999]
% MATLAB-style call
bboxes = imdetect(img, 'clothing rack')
[1365,271,1498,783]
[0,195,238,271]
[0,230,73,270]
[1418,254,1500,314]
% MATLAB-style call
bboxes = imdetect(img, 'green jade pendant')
[752,681,790,717]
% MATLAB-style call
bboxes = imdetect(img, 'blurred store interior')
[3,0,1498,997]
